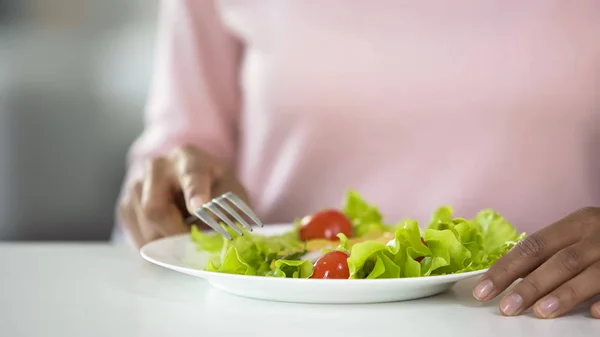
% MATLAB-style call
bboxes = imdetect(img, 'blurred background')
[0,0,158,240]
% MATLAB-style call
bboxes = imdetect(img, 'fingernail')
[473,279,494,300]
[536,296,559,318]
[500,293,523,316]
[591,304,600,319]
[190,197,205,211]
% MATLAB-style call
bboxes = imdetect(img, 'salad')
[190,191,526,279]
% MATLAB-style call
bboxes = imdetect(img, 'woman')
[116,1,600,319]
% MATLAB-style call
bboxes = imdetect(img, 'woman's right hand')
[118,145,250,248]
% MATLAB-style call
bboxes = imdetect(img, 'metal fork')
[183,192,264,240]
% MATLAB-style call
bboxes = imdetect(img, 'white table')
[1,243,597,337]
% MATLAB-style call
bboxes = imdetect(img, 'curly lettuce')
[201,226,305,276]
[342,190,388,236]
[191,191,525,279]
[266,260,314,278]
[342,199,524,278]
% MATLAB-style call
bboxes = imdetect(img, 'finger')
[118,187,144,248]
[531,261,600,319]
[591,302,600,319]
[498,239,600,316]
[132,181,161,243]
[170,148,213,214]
[140,158,186,236]
[474,212,587,302]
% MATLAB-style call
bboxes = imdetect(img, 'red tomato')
[415,237,428,262]
[311,251,350,279]
[298,209,353,241]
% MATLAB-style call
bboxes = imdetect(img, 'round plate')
[140,224,487,304]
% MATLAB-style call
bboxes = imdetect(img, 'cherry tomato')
[298,209,353,241]
[415,237,428,262]
[311,250,350,279]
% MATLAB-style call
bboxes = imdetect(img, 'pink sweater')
[115,0,600,242]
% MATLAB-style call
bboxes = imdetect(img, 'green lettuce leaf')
[427,206,454,229]
[347,241,390,279]
[203,225,304,276]
[190,225,226,253]
[346,205,525,279]
[206,245,260,276]
[470,232,527,271]
[424,207,525,273]
[321,233,351,255]
[342,190,387,236]
[388,220,435,277]
[426,208,486,268]
[394,220,430,260]
[475,209,521,254]
[366,252,401,279]
[451,218,484,265]
[423,228,472,275]
[266,260,314,278]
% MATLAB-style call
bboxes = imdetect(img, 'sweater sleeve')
[113,0,243,244]
[126,0,243,184]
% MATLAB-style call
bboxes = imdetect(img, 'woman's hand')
[473,207,600,319]
[118,145,249,248]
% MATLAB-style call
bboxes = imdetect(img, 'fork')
[183,192,264,240]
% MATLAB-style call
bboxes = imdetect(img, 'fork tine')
[194,208,232,240]
[205,202,243,235]
[214,196,254,231]
[224,192,264,227]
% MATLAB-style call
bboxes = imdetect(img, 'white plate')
[140,224,487,304]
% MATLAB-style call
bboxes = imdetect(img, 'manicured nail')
[473,279,494,300]
[500,293,523,316]
[190,197,205,211]
[536,296,559,318]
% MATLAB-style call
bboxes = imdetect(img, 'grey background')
[0,0,158,240]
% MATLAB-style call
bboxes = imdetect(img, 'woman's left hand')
[473,207,600,319]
